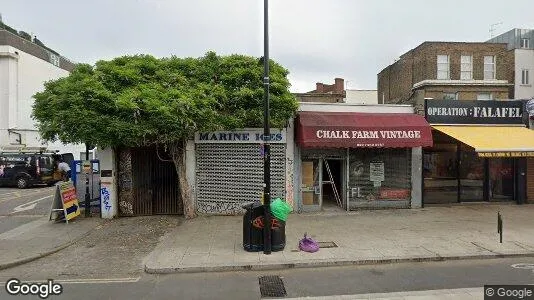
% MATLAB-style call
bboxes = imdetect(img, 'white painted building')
[487,29,534,100]
[0,29,85,156]
[344,89,378,104]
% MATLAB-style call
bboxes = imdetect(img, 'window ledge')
[519,84,532,87]
[413,79,511,89]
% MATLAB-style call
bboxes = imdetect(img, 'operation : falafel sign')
[425,99,524,125]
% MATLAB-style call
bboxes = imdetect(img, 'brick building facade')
[294,78,345,103]
[377,42,514,113]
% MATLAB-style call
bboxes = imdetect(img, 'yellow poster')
[59,182,80,221]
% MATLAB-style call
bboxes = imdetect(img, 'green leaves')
[32,52,298,148]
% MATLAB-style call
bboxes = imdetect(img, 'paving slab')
[144,204,534,274]
[0,216,101,270]
[285,287,484,300]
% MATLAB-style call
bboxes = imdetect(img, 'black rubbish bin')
[242,202,286,252]
[242,202,263,252]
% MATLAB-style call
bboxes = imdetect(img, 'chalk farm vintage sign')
[425,99,524,125]
[316,130,422,139]
[315,130,422,147]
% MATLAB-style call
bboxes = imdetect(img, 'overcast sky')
[2,0,534,92]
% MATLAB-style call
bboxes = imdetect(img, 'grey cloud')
[2,0,534,92]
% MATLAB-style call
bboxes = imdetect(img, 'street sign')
[82,160,91,174]
[49,181,81,224]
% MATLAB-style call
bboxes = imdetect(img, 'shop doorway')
[130,147,183,215]
[301,157,345,212]
[489,158,514,201]
[322,159,343,211]
[459,147,484,202]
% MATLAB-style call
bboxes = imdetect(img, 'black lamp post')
[84,143,91,217]
[262,0,272,255]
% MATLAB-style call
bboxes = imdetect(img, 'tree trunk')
[169,140,196,219]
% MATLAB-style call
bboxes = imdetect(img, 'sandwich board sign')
[49,181,81,223]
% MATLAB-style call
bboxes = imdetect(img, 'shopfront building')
[293,103,433,212]
[190,128,293,215]
[423,99,534,205]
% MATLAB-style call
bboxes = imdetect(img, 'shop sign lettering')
[426,107,522,118]
[315,130,421,140]
[425,99,525,125]
[195,129,286,144]
[478,152,534,157]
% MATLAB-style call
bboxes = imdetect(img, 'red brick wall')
[378,42,514,104]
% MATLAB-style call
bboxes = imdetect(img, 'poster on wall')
[369,161,385,182]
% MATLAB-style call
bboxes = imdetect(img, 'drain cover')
[317,241,338,248]
[259,275,287,298]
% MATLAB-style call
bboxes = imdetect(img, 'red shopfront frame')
[296,112,433,149]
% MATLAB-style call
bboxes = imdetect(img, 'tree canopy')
[32,52,298,148]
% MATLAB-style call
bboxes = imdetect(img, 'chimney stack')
[316,82,324,93]
[334,78,344,94]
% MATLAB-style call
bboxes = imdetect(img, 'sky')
[2,0,534,92]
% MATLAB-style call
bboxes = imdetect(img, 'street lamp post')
[262,0,272,255]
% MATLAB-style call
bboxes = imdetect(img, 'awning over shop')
[432,125,534,157]
[295,112,433,148]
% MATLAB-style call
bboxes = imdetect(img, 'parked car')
[0,151,74,188]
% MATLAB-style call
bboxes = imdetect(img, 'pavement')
[0,215,101,270]
[144,203,534,274]
[285,287,485,299]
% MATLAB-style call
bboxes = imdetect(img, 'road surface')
[0,186,55,234]
[1,257,533,299]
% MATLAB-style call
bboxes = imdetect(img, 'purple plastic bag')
[299,233,320,253]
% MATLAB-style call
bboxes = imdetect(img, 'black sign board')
[425,99,524,125]
[101,170,113,177]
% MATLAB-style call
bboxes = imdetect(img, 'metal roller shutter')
[196,144,286,214]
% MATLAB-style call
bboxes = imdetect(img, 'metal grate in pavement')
[259,275,287,298]
[317,241,338,248]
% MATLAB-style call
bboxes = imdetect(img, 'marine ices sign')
[425,99,524,125]
[195,129,286,144]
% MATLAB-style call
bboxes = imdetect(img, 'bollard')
[497,212,503,243]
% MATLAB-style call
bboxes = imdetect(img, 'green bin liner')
[270,198,292,222]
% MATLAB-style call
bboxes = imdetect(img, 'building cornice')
[413,79,512,89]
[0,51,18,59]
[0,30,75,72]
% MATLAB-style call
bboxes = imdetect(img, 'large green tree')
[32,52,298,218]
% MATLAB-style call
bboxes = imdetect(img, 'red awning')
[296,112,433,148]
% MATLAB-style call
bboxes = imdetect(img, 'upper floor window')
[437,55,450,80]
[460,55,473,80]
[521,38,530,49]
[522,69,530,85]
[443,92,458,100]
[477,93,493,101]
[484,56,496,80]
